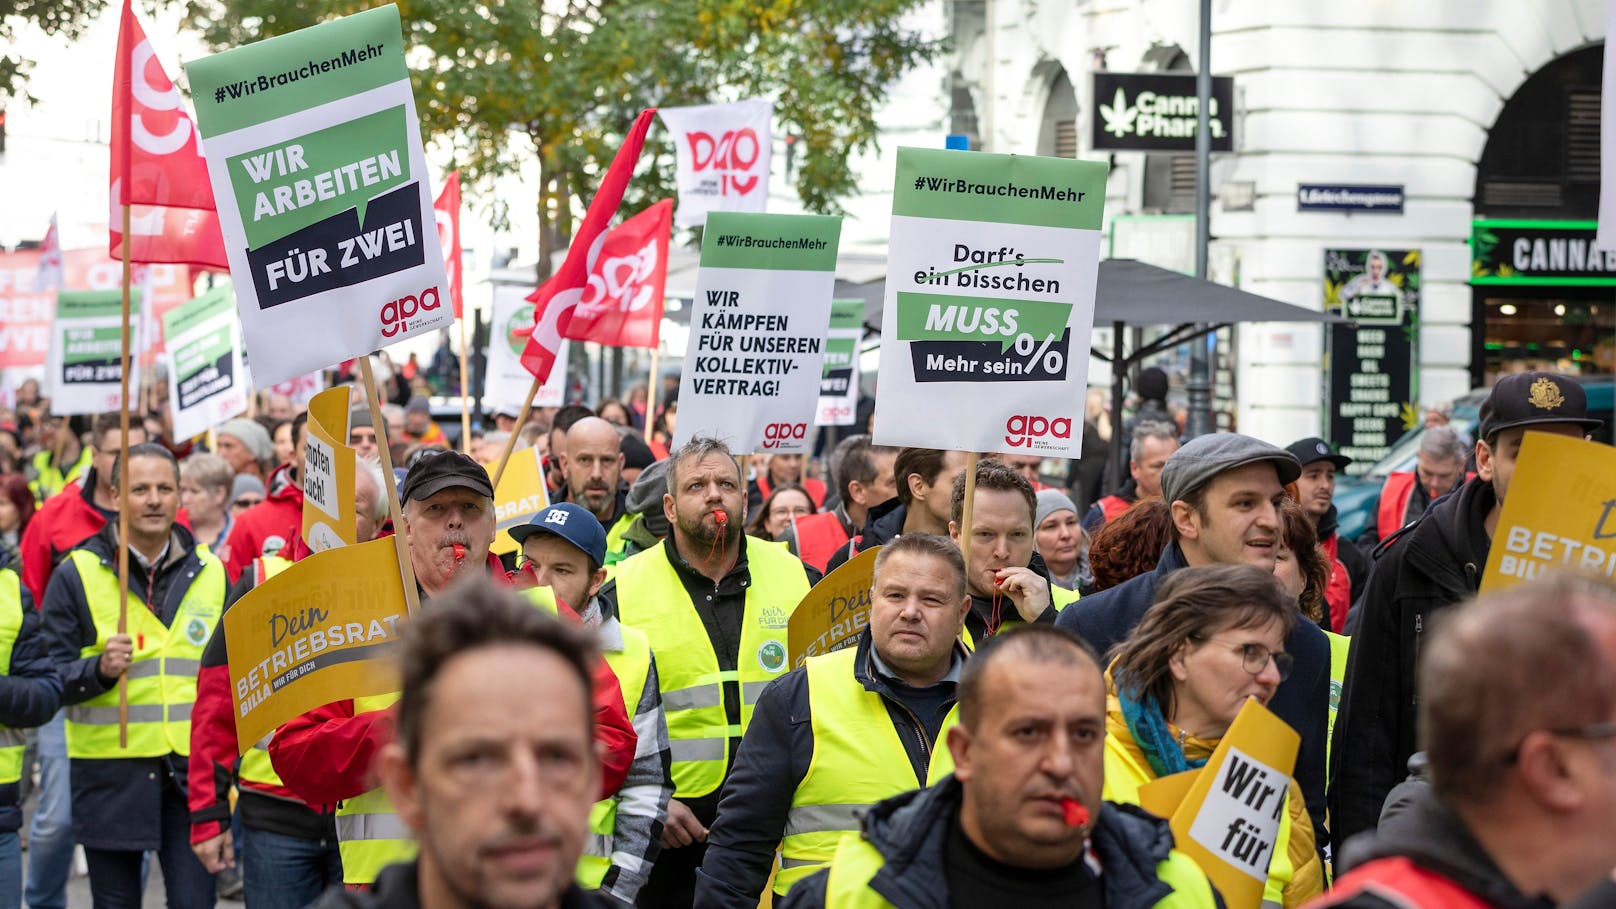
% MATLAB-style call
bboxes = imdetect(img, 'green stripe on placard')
[699,212,841,271]
[893,148,1108,230]
[163,285,233,340]
[829,299,864,329]
[55,290,125,319]
[894,291,1072,353]
[187,5,408,138]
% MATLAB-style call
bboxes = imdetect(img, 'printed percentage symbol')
[1012,332,1065,376]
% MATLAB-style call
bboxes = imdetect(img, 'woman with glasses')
[745,483,816,542]
[1104,563,1323,907]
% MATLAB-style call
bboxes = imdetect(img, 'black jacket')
[964,551,1061,643]
[1330,476,1494,847]
[309,860,614,909]
[824,497,907,575]
[41,521,222,850]
[0,547,62,831]
[695,629,964,908]
[1054,542,1332,861]
[781,777,1221,909]
[1319,784,1549,909]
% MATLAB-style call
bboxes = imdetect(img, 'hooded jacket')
[780,777,1220,909]
[824,497,907,575]
[1330,476,1494,847]
[19,471,114,605]
[221,461,304,583]
[1317,784,1550,909]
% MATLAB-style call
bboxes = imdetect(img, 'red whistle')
[713,509,728,524]
[137,633,145,650]
[452,543,466,563]
[1060,796,1089,828]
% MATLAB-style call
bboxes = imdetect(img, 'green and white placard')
[815,298,863,426]
[186,4,450,387]
[165,285,249,440]
[44,290,141,415]
[874,148,1109,458]
[673,212,842,454]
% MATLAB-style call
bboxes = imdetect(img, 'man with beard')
[1285,437,1367,633]
[599,436,819,907]
[1331,372,1602,847]
[561,418,635,562]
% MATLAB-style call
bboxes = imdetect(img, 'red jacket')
[221,463,304,583]
[19,474,111,605]
[267,553,635,808]
[792,510,853,573]
[1321,534,1351,634]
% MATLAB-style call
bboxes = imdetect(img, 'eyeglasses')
[1234,642,1293,681]
[233,497,263,509]
[1504,721,1616,765]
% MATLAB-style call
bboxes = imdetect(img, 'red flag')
[563,199,671,350]
[110,0,227,268]
[31,213,63,292]
[520,109,657,381]
[433,171,465,318]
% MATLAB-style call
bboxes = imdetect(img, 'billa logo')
[761,422,808,450]
[687,129,761,196]
[380,287,442,338]
[1004,414,1072,448]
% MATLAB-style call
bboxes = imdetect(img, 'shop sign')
[1324,249,1421,474]
[1471,220,1616,286]
[1091,72,1234,153]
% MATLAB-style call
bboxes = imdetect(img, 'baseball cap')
[1159,433,1302,505]
[1284,437,1351,471]
[398,450,493,502]
[510,502,607,567]
[1477,372,1602,442]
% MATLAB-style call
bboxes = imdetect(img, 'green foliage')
[182,0,942,271]
[1,0,109,103]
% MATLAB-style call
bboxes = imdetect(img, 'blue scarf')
[1117,679,1209,779]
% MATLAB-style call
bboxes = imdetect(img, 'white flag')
[658,100,773,228]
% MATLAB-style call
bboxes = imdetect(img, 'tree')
[181,0,942,279]
[2,0,108,103]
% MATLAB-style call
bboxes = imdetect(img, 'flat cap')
[1160,433,1301,505]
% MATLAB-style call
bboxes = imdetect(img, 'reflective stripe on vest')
[239,556,294,791]
[337,587,559,885]
[64,548,225,759]
[1104,732,1297,907]
[1325,631,1350,776]
[774,647,957,894]
[615,539,809,799]
[0,570,27,784]
[577,622,653,890]
[821,818,1219,908]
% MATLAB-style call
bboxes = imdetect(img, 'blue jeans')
[83,778,214,909]
[0,832,22,909]
[238,827,341,909]
[24,712,71,909]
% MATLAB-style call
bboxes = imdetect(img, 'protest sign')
[1481,432,1616,591]
[44,290,142,415]
[302,386,357,553]
[1135,699,1299,909]
[164,285,250,440]
[488,286,568,412]
[788,545,877,669]
[659,100,773,228]
[874,148,1108,458]
[269,371,326,407]
[225,537,404,754]
[186,4,451,387]
[491,445,550,557]
[672,212,841,454]
[0,249,192,372]
[816,298,863,426]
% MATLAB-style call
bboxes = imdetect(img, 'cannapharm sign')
[1091,72,1234,153]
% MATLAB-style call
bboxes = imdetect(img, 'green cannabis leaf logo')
[1099,87,1137,138]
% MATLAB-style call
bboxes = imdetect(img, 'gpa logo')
[686,129,762,196]
[761,422,807,450]
[380,287,442,338]
[1004,414,1072,449]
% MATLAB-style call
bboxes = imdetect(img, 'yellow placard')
[491,446,551,557]
[787,545,878,669]
[301,386,357,552]
[1154,699,1300,909]
[225,537,406,755]
[1137,767,1199,820]
[1481,432,1616,592]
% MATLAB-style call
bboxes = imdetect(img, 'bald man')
[563,416,635,558]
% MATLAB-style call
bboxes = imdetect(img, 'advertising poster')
[874,148,1109,458]
[186,5,451,387]
[164,285,250,440]
[44,290,142,415]
[658,100,773,228]
[672,211,842,454]
[487,285,568,412]
[1324,249,1420,473]
[1481,432,1616,592]
[815,298,863,426]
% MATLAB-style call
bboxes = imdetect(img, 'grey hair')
[355,459,389,522]
[1420,425,1467,463]
[667,435,737,496]
[1130,420,1178,465]
[180,452,233,494]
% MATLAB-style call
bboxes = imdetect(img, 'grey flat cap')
[1159,433,1302,505]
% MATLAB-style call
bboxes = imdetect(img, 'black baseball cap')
[1477,372,1602,443]
[1284,437,1351,471]
[398,450,494,502]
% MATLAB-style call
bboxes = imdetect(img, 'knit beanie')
[1035,488,1079,529]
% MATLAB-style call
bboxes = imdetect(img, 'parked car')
[1333,376,1615,542]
